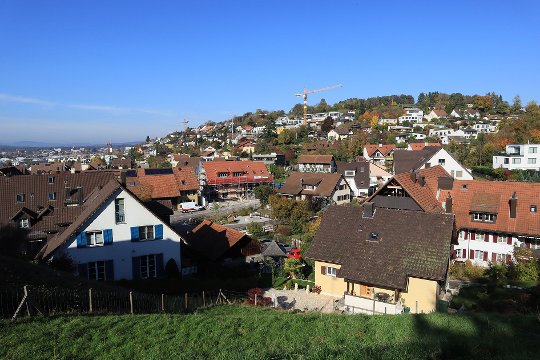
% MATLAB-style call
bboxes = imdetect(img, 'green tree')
[511,95,522,113]
[508,247,539,283]
[283,258,303,278]
[321,117,333,133]
[246,222,265,238]
[145,135,151,143]
[253,185,274,206]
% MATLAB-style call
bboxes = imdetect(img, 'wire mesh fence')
[0,285,248,320]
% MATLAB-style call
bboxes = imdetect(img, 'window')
[504,158,509,164]
[140,255,157,279]
[496,235,506,244]
[48,176,55,184]
[472,213,496,222]
[86,231,104,246]
[438,159,446,166]
[531,205,537,213]
[474,250,484,260]
[218,172,228,178]
[48,192,56,200]
[115,198,125,223]
[512,158,521,164]
[494,253,505,262]
[16,193,25,202]
[233,172,244,177]
[369,232,378,241]
[344,170,355,177]
[473,213,482,221]
[20,219,29,228]
[455,171,463,178]
[88,261,106,281]
[476,232,485,241]
[528,147,537,153]
[528,158,536,164]
[139,226,155,240]
[325,266,337,277]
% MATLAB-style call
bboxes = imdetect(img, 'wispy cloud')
[0,92,176,117]
[0,93,57,107]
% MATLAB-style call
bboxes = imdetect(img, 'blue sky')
[1,0,539,144]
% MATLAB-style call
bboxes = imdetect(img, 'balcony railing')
[344,293,403,315]
[206,175,273,186]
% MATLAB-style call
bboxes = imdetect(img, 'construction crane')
[179,119,189,132]
[294,84,342,125]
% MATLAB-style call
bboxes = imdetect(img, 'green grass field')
[1,305,539,360]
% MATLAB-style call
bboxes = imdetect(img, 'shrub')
[164,259,180,279]
[246,222,265,238]
[283,258,303,278]
[485,262,508,286]
[48,253,75,272]
[449,261,485,281]
[246,287,272,306]
[312,285,322,295]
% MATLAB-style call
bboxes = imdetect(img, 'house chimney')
[410,170,416,182]
[509,192,518,218]
[445,193,453,213]
[78,187,84,205]
[120,171,127,186]
[363,202,375,218]
[418,175,426,187]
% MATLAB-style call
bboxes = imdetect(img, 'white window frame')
[494,253,505,262]
[115,198,125,223]
[140,255,157,279]
[20,219,29,228]
[512,158,521,164]
[473,213,482,221]
[325,266,337,277]
[438,159,446,166]
[531,205,537,213]
[528,147,537,154]
[497,235,507,244]
[88,261,106,281]
[86,231,104,246]
[476,232,485,241]
[474,250,484,260]
[139,226,155,241]
[48,192,56,201]
[528,158,537,164]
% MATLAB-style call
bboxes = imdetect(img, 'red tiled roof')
[409,143,442,151]
[364,144,396,157]
[438,180,540,236]
[129,167,198,199]
[433,109,448,116]
[203,160,271,184]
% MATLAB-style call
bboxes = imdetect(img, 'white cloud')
[0,93,57,107]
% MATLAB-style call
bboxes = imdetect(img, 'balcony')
[344,292,403,315]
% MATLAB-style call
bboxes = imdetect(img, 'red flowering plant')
[246,288,272,306]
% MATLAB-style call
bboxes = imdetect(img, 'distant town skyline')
[1,0,539,144]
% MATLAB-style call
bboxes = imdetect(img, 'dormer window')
[20,219,29,228]
[218,172,228,178]
[48,176,55,184]
[344,170,355,177]
[472,212,496,222]
[531,205,537,213]
[368,232,378,241]
[462,184,468,190]
[16,193,25,202]
[48,192,57,201]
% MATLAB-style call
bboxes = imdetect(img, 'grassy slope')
[1,305,539,360]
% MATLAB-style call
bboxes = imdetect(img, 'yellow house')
[305,203,454,314]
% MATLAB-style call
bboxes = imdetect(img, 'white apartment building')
[493,144,540,171]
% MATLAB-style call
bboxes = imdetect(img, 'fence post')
[24,286,30,317]
[89,288,93,313]
[255,294,258,306]
[202,291,206,307]
[415,301,418,314]
[129,292,134,314]
[161,294,165,312]
[372,296,376,315]
[184,293,188,310]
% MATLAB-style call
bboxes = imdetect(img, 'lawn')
[2,305,539,360]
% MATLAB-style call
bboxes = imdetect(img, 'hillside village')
[2,92,540,321]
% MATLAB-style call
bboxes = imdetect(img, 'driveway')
[170,199,260,225]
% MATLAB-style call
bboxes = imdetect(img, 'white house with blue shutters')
[40,180,183,281]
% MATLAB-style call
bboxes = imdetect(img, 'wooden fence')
[1,285,248,320]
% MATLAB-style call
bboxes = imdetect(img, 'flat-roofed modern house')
[493,144,540,171]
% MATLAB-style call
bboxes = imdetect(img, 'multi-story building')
[493,144,540,171]
[297,155,336,173]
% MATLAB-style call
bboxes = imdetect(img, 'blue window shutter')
[76,233,86,248]
[78,263,88,279]
[132,256,140,279]
[130,227,139,242]
[104,229,113,245]
[156,254,164,278]
[154,224,163,240]
[105,260,114,280]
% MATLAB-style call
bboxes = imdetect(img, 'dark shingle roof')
[279,172,344,197]
[304,205,454,290]
[393,147,441,175]
[336,161,370,189]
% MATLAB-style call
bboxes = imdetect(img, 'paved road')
[170,199,261,225]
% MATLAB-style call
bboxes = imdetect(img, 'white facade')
[453,230,520,267]
[63,189,182,281]
[378,118,398,126]
[417,148,473,180]
[493,144,540,171]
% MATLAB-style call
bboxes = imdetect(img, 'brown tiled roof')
[30,162,68,175]
[438,180,540,236]
[364,144,396,157]
[202,160,271,184]
[279,172,344,197]
[127,167,198,199]
[369,166,449,213]
[433,109,448,116]
[305,205,454,290]
[111,158,133,169]
[185,220,254,260]
[393,147,441,175]
[297,155,334,164]
[173,155,202,172]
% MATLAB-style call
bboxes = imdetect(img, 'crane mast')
[294,84,342,125]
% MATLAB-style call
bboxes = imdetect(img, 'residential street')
[170,199,261,226]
